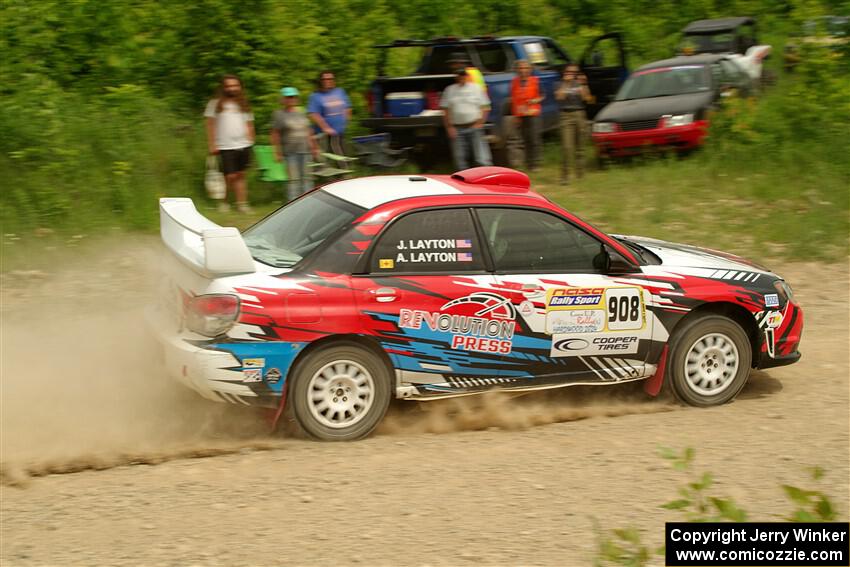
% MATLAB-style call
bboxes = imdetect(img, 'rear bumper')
[593,120,708,156]
[145,307,275,407]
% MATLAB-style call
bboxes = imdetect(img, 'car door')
[474,206,654,386]
[351,207,510,396]
[580,32,629,118]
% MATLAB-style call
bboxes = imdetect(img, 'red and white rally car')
[151,167,802,440]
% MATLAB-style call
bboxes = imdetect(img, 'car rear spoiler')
[159,198,256,277]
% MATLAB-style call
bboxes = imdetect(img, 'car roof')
[683,17,755,34]
[637,53,726,72]
[321,168,543,210]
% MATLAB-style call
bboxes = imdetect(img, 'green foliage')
[0,0,847,256]
[593,448,843,566]
[783,466,839,522]
[658,447,749,522]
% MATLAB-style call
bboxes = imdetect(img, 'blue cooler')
[385,92,426,117]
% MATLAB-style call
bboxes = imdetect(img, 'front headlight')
[592,122,616,133]
[773,280,796,305]
[663,113,694,127]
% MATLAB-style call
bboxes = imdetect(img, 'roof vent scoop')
[451,166,530,191]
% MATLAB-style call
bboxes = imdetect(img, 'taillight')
[366,90,375,115]
[186,294,240,337]
[426,90,440,110]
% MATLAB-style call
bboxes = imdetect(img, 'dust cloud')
[379,385,675,436]
[1,238,674,485]
[0,240,278,485]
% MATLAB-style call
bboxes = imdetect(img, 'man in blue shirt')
[307,70,352,156]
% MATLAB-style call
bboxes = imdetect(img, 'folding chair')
[351,133,411,169]
[310,133,357,181]
[253,145,288,183]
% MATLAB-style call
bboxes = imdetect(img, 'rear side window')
[476,208,603,272]
[474,43,513,72]
[370,209,484,273]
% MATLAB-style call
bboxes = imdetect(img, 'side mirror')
[595,245,636,274]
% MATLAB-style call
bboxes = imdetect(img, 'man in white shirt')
[204,75,255,213]
[441,69,492,170]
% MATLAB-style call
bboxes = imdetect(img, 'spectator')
[509,59,543,171]
[204,74,255,213]
[271,87,320,202]
[441,68,492,171]
[555,63,593,184]
[307,70,351,156]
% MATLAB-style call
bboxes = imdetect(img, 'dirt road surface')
[1,245,847,567]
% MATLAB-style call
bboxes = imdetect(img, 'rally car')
[151,167,803,441]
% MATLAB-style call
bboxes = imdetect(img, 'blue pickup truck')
[361,34,629,165]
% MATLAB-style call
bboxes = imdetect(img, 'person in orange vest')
[510,59,543,171]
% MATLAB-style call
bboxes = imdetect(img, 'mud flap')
[643,345,668,397]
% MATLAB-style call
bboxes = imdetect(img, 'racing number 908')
[608,295,640,323]
[606,288,643,331]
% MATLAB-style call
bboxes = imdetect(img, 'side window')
[720,59,747,90]
[370,209,484,273]
[474,43,513,73]
[523,41,549,68]
[477,208,603,272]
[543,39,570,67]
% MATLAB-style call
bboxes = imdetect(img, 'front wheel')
[289,343,392,441]
[666,315,752,406]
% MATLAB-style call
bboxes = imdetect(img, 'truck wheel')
[289,342,392,441]
[665,314,752,407]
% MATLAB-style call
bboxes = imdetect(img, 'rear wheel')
[289,343,392,441]
[666,315,752,406]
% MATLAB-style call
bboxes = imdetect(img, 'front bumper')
[758,350,802,369]
[593,120,709,156]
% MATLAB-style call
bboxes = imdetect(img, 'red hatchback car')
[151,167,802,440]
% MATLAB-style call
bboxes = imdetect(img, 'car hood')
[596,92,714,123]
[616,235,774,275]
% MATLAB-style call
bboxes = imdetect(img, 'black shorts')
[219,147,252,174]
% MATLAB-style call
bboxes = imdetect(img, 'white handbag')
[204,155,226,199]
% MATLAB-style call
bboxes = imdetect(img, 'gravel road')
[1,247,847,567]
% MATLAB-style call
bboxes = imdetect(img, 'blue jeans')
[451,127,492,170]
[286,153,313,201]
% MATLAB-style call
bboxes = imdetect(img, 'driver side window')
[476,208,603,272]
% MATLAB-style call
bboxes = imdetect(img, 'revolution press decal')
[398,292,516,354]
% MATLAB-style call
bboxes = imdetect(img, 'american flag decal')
[456,239,472,249]
[458,252,473,262]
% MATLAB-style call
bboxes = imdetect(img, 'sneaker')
[236,202,254,214]
[217,201,231,213]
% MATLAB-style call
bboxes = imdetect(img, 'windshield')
[242,191,365,268]
[615,65,710,100]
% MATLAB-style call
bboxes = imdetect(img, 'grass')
[3,140,847,274]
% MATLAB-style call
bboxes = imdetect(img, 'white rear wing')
[159,198,256,277]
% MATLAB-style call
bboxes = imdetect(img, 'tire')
[665,314,752,407]
[289,342,392,441]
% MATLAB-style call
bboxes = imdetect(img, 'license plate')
[415,127,437,137]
